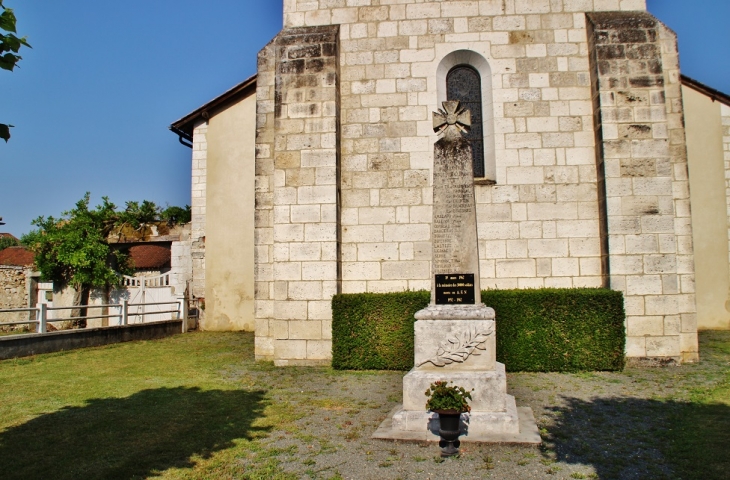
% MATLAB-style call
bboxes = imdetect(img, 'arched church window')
[446,65,485,178]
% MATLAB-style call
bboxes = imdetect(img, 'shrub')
[331,291,429,370]
[484,288,625,372]
[331,288,625,372]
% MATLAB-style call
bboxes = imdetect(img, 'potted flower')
[425,381,473,457]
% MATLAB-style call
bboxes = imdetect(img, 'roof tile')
[0,246,35,267]
[128,244,171,270]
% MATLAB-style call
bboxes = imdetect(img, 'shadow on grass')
[0,387,268,479]
[545,396,730,480]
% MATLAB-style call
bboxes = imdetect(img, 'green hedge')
[332,291,430,371]
[484,288,625,372]
[332,288,625,372]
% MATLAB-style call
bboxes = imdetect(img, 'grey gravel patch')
[223,331,730,480]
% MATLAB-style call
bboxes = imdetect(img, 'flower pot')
[435,410,461,457]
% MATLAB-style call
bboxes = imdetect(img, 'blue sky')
[0,0,727,236]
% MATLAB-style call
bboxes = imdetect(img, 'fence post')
[181,296,188,333]
[38,304,47,334]
[122,299,129,326]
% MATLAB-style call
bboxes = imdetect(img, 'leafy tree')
[0,0,31,142]
[22,193,190,327]
[119,200,160,227]
[22,194,133,326]
[160,205,191,225]
[0,234,18,251]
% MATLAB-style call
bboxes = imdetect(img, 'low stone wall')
[0,320,183,360]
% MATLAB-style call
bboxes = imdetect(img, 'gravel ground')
[228,331,729,480]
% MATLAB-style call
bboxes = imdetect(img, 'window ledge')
[474,178,496,186]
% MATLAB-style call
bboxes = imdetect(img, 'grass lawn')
[0,331,728,479]
[0,333,295,479]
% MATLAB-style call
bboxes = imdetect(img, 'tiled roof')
[0,246,35,266]
[0,233,18,240]
[128,244,171,270]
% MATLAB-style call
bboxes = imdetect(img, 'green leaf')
[0,8,17,34]
[0,51,19,70]
[0,123,11,142]
[3,33,20,52]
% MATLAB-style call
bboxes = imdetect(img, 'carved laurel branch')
[417,325,494,367]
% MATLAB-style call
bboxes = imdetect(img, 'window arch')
[437,50,495,182]
[447,65,485,177]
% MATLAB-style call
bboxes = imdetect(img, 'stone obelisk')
[376,101,538,443]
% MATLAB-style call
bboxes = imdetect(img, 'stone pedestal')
[402,364,508,412]
[392,303,520,438]
[391,393,520,436]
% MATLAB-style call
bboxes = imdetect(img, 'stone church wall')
[586,12,696,362]
[190,121,208,303]
[255,26,341,364]
[255,0,697,365]
[204,92,257,331]
[682,85,730,331]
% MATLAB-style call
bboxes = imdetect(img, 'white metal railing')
[122,273,170,288]
[0,298,188,335]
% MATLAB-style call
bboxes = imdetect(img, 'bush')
[332,291,429,370]
[332,288,625,372]
[484,288,625,372]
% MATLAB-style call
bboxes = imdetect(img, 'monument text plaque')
[435,274,476,305]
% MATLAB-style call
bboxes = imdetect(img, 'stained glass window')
[446,65,485,178]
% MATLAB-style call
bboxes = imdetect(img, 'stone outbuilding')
[170,0,730,366]
[0,246,37,327]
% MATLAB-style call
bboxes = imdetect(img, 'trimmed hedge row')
[332,291,430,371]
[332,288,625,372]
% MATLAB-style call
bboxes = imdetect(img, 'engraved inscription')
[435,274,476,305]
[432,177,475,273]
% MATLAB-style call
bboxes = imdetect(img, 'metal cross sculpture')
[433,100,471,140]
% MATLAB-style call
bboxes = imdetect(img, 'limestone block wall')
[0,266,31,326]
[191,121,208,301]
[283,0,648,29]
[255,0,697,364]
[255,25,341,364]
[309,0,629,302]
[587,12,697,362]
[170,239,192,297]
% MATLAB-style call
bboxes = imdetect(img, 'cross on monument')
[433,100,471,139]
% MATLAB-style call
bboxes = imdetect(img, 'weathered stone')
[402,367,508,413]
[413,319,496,371]
[431,136,482,301]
